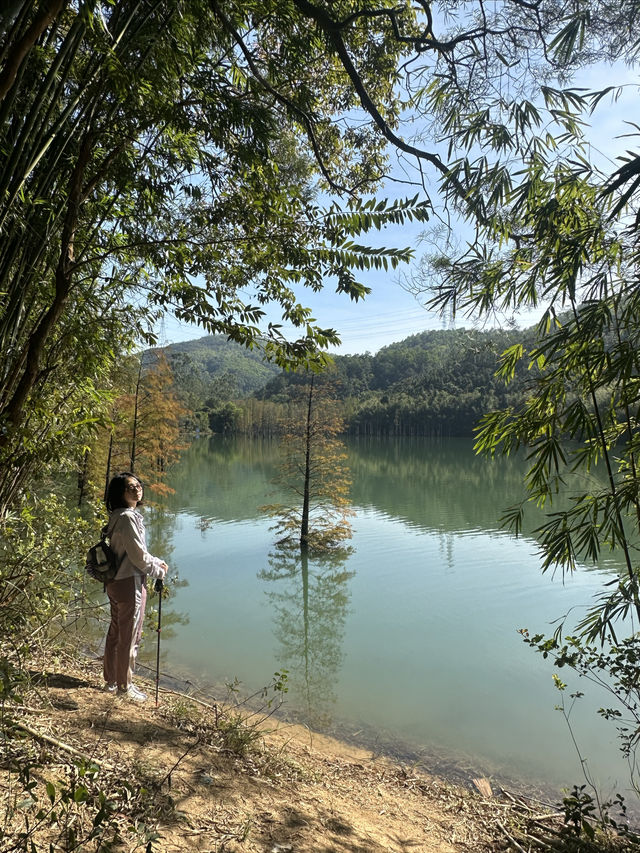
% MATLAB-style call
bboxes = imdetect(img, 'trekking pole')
[154,577,163,708]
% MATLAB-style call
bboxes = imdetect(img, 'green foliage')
[216,671,290,756]
[3,0,640,521]
[208,401,243,435]
[1,741,161,850]
[422,164,640,819]
[0,0,433,517]
[519,630,640,843]
[470,289,640,643]
[416,109,640,818]
[161,335,285,434]
[248,326,534,437]
[524,631,640,772]
[376,0,640,819]
[5,2,640,834]
[0,493,91,648]
[556,783,640,849]
[263,503,355,551]
[4,0,638,517]
[164,336,281,398]
[158,668,288,761]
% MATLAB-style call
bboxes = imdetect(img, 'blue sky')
[162,210,442,355]
[162,64,639,355]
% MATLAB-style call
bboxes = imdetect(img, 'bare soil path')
[1,652,623,852]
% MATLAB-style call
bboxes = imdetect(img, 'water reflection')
[162,436,285,522]
[350,436,593,537]
[152,435,631,795]
[135,506,189,666]
[258,546,355,729]
[163,435,613,547]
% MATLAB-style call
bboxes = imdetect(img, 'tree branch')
[208,0,351,195]
[291,0,486,221]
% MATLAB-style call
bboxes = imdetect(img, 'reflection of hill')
[346,436,610,539]
[346,436,527,534]
[164,436,614,549]
[163,436,290,521]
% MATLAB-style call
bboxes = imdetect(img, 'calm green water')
[144,436,634,800]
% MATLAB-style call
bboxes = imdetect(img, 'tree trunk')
[0,0,66,102]
[0,131,92,446]
[300,375,314,550]
[130,358,144,473]
[77,447,88,507]
[104,429,114,502]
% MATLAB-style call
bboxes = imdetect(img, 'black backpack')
[85,520,122,586]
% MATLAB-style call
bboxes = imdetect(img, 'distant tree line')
[165,327,537,438]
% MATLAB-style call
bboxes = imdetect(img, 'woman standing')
[103,472,168,701]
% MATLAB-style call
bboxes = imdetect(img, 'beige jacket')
[107,507,165,581]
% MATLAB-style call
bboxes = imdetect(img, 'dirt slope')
[0,654,585,852]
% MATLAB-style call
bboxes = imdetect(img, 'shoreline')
[4,646,638,852]
[132,655,580,813]
[85,612,640,825]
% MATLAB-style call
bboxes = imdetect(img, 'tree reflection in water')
[259,544,355,729]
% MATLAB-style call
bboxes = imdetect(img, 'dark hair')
[105,472,144,512]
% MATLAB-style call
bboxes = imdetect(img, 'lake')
[143,435,634,803]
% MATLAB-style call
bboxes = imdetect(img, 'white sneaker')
[104,682,117,693]
[117,684,147,702]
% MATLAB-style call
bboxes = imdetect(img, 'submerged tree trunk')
[300,375,314,551]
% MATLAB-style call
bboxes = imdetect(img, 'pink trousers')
[103,575,147,689]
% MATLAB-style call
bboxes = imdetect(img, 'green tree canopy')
[0,0,432,512]
[2,0,639,517]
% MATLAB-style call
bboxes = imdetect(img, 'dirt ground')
[0,652,624,853]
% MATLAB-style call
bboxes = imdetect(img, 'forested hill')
[161,335,281,397]
[254,326,534,437]
[165,326,536,438]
